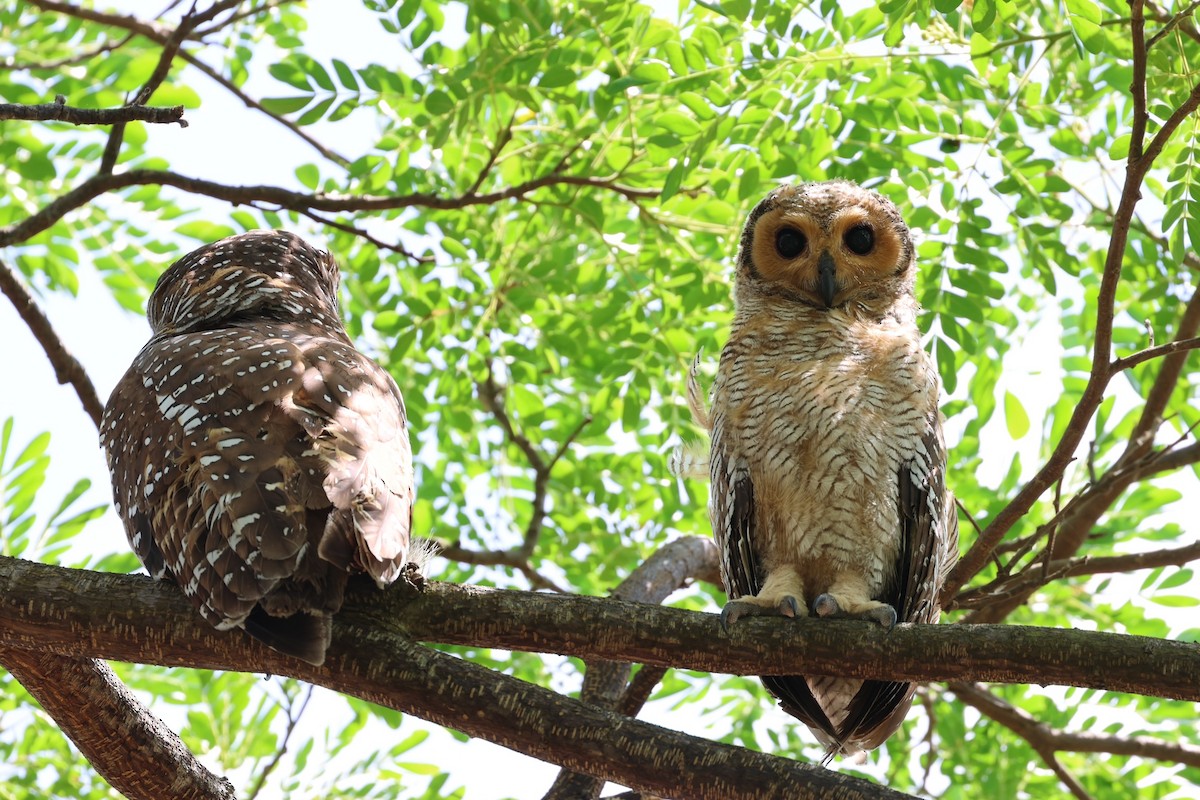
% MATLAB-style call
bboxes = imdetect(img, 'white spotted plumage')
[702,182,958,754]
[100,230,417,665]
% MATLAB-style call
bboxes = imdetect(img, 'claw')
[812,594,897,629]
[813,593,841,617]
[866,604,898,630]
[720,596,803,633]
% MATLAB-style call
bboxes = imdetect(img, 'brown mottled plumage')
[699,181,958,754]
[100,231,415,666]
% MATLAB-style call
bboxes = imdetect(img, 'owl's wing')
[280,336,413,587]
[833,417,954,749]
[709,433,841,741]
[102,330,313,634]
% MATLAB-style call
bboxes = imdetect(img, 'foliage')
[2,0,1200,798]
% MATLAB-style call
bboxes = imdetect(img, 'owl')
[698,181,958,754]
[100,231,415,666]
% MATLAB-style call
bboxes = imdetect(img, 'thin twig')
[293,208,432,263]
[0,99,185,126]
[0,256,104,426]
[245,683,313,800]
[952,682,1200,768]
[0,32,135,71]
[98,0,241,174]
[0,167,661,249]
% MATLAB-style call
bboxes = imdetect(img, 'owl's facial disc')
[746,199,909,308]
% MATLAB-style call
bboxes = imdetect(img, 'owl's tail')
[243,606,332,666]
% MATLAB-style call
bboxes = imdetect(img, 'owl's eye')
[844,224,874,255]
[775,228,807,259]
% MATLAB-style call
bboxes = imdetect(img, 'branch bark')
[0,168,659,248]
[3,558,1200,704]
[545,537,720,800]
[0,99,185,126]
[0,556,915,800]
[0,650,236,800]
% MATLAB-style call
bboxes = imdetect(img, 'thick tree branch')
[4,558,1200,703]
[0,256,105,426]
[0,650,235,800]
[545,537,720,800]
[0,557,912,800]
[0,168,660,249]
[0,99,186,126]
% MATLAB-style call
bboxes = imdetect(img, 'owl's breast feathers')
[709,301,954,752]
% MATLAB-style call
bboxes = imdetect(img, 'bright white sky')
[3,2,1198,798]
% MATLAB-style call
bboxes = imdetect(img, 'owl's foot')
[400,560,427,591]
[720,595,803,633]
[813,594,897,629]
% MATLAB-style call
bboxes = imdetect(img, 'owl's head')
[736,181,916,311]
[147,230,343,336]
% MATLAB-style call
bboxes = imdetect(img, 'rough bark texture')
[1,557,1198,703]
[0,649,235,800]
[0,555,916,800]
[544,536,721,800]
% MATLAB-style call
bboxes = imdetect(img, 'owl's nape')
[100,230,417,666]
[707,180,957,754]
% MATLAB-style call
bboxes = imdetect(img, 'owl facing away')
[696,181,958,754]
[101,231,416,666]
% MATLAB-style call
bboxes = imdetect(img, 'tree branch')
[97,0,241,174]
[5,558,1200,704]
[26,0,348,165]
[952,681,1200,767]
[943,11,1200,598]
[0,256,105,426]
[545,537,720,800]
[0,556,914,800]
[0,98,186,126]
[0,168,660,248]
[0,649,236,800]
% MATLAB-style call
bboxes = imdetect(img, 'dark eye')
[775,228,806,259]
[844,224,874,255]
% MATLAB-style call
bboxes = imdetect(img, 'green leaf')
[425,89,454,115]
[260,96,312,115]
[295,164,319,190]
[268,62,311,91]
[656,111,701,137]
[538,66,576,89]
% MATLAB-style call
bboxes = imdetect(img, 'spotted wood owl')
[699,181,958,754]
[101,231,415,666]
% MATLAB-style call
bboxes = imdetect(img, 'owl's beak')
[818,251,838,308]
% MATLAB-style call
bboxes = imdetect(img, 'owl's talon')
[813,594,898,629]
[720,596,802,633]
[813,593,841,617]
[866,605,898,630]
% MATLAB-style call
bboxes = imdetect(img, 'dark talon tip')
[813,593,840,617]
[873,605,898,630]
[779,596,800,618]
[719,605,735,634]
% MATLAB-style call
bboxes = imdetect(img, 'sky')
[4,1,1199,798]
